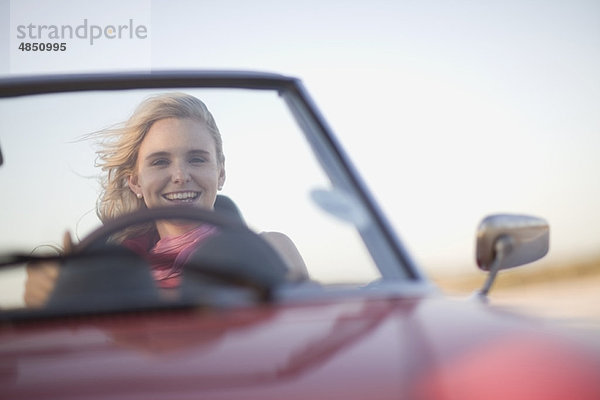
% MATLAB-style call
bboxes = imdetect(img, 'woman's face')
[128,117,225,215]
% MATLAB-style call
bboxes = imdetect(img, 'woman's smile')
[162,191,201,202]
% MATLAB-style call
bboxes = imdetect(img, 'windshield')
[0,81,410,313]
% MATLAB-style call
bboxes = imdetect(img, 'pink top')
[122,225,218,288]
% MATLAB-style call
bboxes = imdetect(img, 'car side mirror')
[475,214,549,298]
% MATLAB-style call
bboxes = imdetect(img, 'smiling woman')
[95,93,225,241]
[23,93,300,297]
[86,93,228,290]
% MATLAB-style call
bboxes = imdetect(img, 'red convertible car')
[0,71,599,399]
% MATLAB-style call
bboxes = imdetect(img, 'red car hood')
[1,294,600,400]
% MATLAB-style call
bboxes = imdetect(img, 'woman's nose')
[171,163,191,184]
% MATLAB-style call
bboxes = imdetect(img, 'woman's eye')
[190,157,206,164]
[151,159,169,166]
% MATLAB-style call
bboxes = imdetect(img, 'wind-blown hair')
[93,93,224,240]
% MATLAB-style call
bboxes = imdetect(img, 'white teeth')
[164,191,199,201]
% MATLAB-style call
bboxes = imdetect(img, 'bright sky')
[2,0,600,276]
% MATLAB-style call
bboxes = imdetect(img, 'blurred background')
[2,0,600,325]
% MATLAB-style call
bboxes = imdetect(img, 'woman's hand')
[23,231,72,308]
[24,262,59,308]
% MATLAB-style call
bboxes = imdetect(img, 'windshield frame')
[0,70,424,283]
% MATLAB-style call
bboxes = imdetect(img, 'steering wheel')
[71,206,288,302]
[75,206,246,252]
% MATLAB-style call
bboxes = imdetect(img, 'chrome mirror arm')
[477,235,513,298]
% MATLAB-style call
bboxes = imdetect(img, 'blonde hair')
[94,93,224,240]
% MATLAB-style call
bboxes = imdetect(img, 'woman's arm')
[260,231,309,282]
